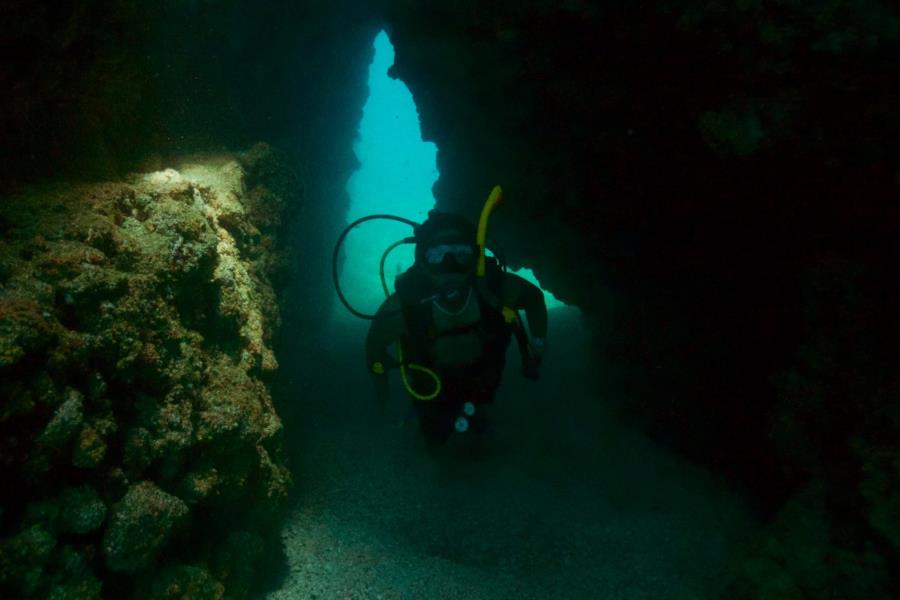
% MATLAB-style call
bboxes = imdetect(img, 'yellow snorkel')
[476,186,518,324]
[476,185,503,278]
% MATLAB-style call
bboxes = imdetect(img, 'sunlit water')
[337,30,564,325]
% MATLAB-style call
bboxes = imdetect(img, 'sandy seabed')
[267,308,755,599]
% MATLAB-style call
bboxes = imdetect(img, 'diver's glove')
[370,354,401,375]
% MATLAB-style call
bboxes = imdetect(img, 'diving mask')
[424,243,476,272]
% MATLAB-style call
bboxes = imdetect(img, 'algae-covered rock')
[138,564,225,600]
[59,485,107,534]
[195,356,280,445]
[32,370,60,407]
[23,497,62,531]
[1,147,295,597]
[123,426,156,474]
[46,577,103,600]
[45,545,102,600]
[254,444,291,517]
[38,388,85,448]
[23,485,108,536]
[0,524,57,595]
[0,296,59,368]
[178,466,222,505]
[0,380,34,421]
[103,481,189,573]
[72,425,108,468]
[0,534,102,600]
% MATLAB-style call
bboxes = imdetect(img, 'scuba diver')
[333,186,548,447]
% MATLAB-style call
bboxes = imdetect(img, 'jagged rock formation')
[0,144,295,598]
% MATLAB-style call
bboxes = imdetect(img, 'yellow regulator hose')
[379,239,442,401]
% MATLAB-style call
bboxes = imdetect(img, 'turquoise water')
[340,31,565,319]
[341,31,437,315]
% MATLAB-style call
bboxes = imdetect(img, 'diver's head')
[414,210,477,288]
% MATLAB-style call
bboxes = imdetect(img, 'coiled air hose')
[332,214,441,400]
[377,239,442,401]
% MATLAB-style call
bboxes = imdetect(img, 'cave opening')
[338,30,565,320]
[339,30,437,318]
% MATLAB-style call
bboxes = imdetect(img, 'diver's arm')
[365,294,406,407]
[502,273,548,343]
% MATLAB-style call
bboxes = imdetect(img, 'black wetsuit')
[366,261,548,445]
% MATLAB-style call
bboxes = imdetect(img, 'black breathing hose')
[332,214,420,320]
[333,213,509,319]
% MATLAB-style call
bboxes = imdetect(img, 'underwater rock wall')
[385,1,900,596]
[0,144,295,599]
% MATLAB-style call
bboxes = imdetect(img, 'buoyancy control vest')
[395,258,512,392]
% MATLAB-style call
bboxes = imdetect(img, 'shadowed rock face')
[0,145,295,598]
[0,0,383,190]
[383,1,900,596]
[390,0,897,458]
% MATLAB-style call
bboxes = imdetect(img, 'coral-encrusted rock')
[38,388,84,448]
[59,485,108,535]
[47,576,102,600]
[123,426,155,474]
[0,296,59,368]
[103,481,189,573]
[138,564,225,600]
[195,356,281,445]
[0,524,56,595]
[178,466,221,505]
[0,146,295,598]
[72,425,108,468]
